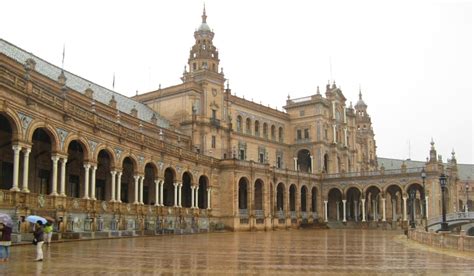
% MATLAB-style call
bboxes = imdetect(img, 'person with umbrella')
[0,214,12,262]
[33,220,44,261]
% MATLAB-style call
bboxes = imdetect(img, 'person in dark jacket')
[0,222,12,261]
[33,221,44,261]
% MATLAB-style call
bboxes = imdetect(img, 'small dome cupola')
[198,5,211,32]
[355,89,367,109]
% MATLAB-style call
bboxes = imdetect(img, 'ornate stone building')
[0,8,472,239]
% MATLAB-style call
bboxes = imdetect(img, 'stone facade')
[0,9,472,240]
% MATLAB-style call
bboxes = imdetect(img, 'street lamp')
[421,167,427,219]
[439,173,449,232]
[409,188,416,228]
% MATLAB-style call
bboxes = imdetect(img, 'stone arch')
[245,118,252,134]
[271,125,276,140]
[96,148,113,201]
[296,148,312,173]
[65,140,88,198]
[276,182,285,212]
[163,167,176,206]
[311,186,318,213]
[345,186,362,221]
[64,136,90,161]
[144,162,158,205]
[238,177,249,210]
[300,185,308,212]
[365,186,382,221]
[94,145,116,166]
[182,171,193,208]
[289,184,297,212]
[198,175,209,209]
[385,184,403,222]
[0,112,19,190]
[0,110,21,141]
[254,179,264,211]
[120,156,137,203]
[328,187,343,221]
[26,121,60,152]
[406,183,425,223]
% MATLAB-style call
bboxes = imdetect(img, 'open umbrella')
[0,213,13,227]
[26,215,47,225]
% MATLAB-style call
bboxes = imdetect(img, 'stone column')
[342,200,347,222]
[191,186,195,208]
[392,199,397,222]
[344,128,348,147]
[110,171,117,202]
[139,176,144,204]
[354,200,359,222]
[173,182,178,207]
[160,180,164,206]
[50,155,59,196]
[133,175,139,204]
[425,196,429,218]
[21,147,31,193]
[83,163,90,199]
[293,157,298,171]
[332,124,336,143]
[178,183,183,207]
[154,179,159,206]
[91,165,97,200]
[382,198,386,222]
[10,145,21,192]
[59,157,67,196]
[403,196,407,221]
[361,198,366,222]
[336,201,340,221]
[207,187,212,209]
[310,155,314,173]
[117,172,122,202]
[324,200,328,222]
[196,186,200,209]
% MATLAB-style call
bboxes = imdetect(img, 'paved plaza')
[1,229,473,275]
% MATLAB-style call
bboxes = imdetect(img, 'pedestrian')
[33,221,44,261]
[0,222,12,262]
[44,221,53,247]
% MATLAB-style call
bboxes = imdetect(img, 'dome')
[355,90,367,108]
[198,22,211,32]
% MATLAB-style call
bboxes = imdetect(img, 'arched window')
[246,118,251,134]
[263,123,268,138]
[271,125,276,140]
[236,116,242,132]
[254,121,260,136]
[278,127,283,142]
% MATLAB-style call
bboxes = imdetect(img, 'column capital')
[133,175,140,181]
[361,198,366,202]
[324,200,328,203]
[83,163,91,169]
[12,145,22,152]
[342,199,347,203]
[111,170,117,176]
[51,155,60,162]
[22,147,31,154]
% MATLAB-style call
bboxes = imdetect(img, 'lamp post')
[439,173,449,232]
[421,168,427,219]
[409,188,416,228]
[465,181,470,213]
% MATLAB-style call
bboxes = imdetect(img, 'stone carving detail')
[72,199,80,209]
[18,112,33,133]
[38,195,45,208]
[115,148,123,161]
[138,155,144,166]
[56,128,69,150]
[89,140,98,155]
[101,201,108,211]
[157,161,164,171]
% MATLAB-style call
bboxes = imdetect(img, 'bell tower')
[182,6,223,83]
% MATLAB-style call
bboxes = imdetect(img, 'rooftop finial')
[316,86,320,95]
[202,3,207,23]
[61,44,65,69]
[227,79,230,90]
[359,89,362,100]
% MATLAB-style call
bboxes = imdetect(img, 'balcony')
[209,118,220,128]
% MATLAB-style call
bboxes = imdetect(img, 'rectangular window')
[211,135,216,148]
[239,149,245,160]
[212,110,216,119]
[297,129,302,140]
[259,153,264,163]
[304,129,309,139]
[277,156,281,168]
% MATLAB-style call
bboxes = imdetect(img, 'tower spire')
[202,4,207,23]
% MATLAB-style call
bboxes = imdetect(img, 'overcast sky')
[1,0,472,164]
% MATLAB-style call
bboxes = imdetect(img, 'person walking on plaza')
[33,221,44,261]
[44,221,53,247]
[0,222,12,262]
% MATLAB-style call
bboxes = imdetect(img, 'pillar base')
[21,188,30,193]
[82,196,89,200]
[110,199,116,203]
[60,193,66,197]
[10,187,20,192]
[50,192,59,196]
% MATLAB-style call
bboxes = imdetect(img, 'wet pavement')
[1,229,473,275]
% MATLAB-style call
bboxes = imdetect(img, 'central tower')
[182,6,223,83]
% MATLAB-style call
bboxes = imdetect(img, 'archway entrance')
[163,168,175,206]
[328,188,342,221]
[238,178,248,210]
[0,114,13,190]
[346,187,361,221]
[96,149,112,201]
[182,172,192,208]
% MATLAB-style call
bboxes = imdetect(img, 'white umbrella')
[26,215,47,225]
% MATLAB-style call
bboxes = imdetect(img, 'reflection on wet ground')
[1,229,473,275]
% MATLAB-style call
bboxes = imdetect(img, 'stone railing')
[408,229,474,252]
[324,167,424,179]
[427,211,474,227]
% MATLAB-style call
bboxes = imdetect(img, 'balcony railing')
[324,167,425,179]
